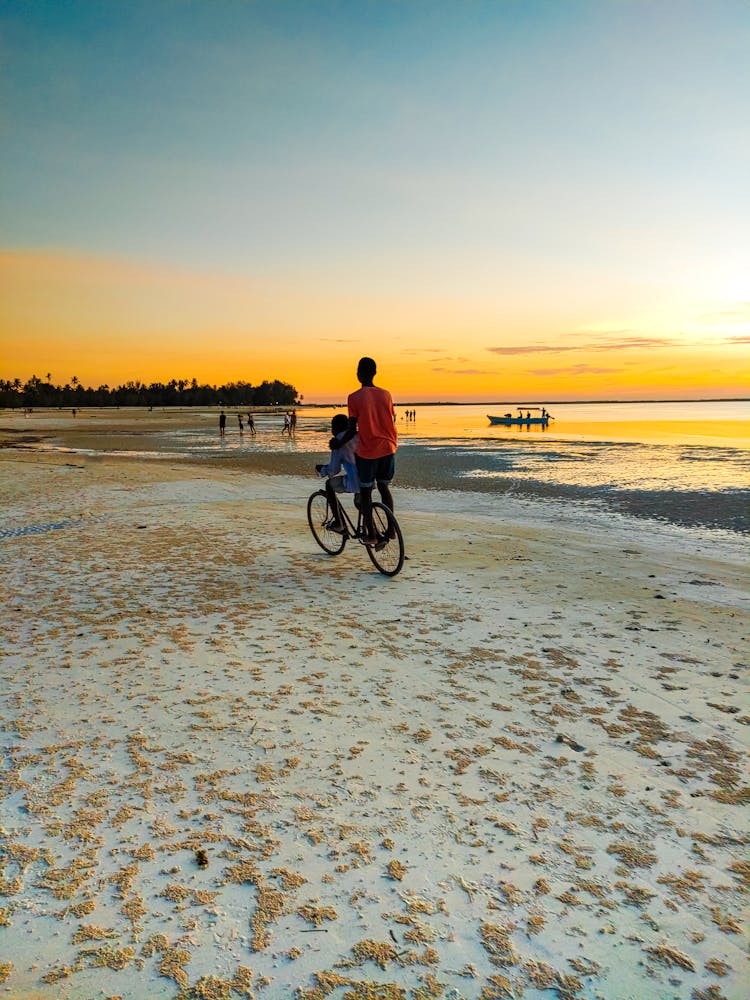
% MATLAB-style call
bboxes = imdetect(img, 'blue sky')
[2,0,749,398]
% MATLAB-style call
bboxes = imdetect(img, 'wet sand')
[2,407,748,535]
[0,446,748,1000]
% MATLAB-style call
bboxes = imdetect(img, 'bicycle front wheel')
[307,491,346,555]
[366,502,405,577]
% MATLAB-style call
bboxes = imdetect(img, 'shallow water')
[115,402,749,495]
[4,400,749,533]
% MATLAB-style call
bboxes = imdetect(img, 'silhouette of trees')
[0,375,299,409]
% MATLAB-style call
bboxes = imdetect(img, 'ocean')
[9,399,750,534]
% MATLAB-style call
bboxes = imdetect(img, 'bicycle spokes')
[307,490,403,576]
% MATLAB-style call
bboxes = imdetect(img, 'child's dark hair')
[331,414,348,434]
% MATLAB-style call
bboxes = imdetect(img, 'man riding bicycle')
[331,357,397,547]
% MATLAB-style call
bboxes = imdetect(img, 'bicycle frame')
[308,484,405,576]
[329,492,366,542]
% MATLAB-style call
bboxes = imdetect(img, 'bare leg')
[359,485,375,541]
[376,481,393,513]
[376,481,396,537]
[324,482,343,530]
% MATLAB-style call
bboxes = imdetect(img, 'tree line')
[0,374,299,409]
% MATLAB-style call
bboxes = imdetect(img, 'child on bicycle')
[315,414,360,533]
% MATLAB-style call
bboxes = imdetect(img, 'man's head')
[331,413,348,435]
[357,357,377,384]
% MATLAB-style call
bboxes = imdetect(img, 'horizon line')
[309,397,750,406]
[5,396,747,410]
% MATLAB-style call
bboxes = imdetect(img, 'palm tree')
[71,376,79,388]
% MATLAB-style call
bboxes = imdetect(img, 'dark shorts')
[356,453,395,488]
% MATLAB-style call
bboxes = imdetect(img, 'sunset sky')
[2,0,749,402]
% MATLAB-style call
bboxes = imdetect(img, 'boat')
[487,406,553,427]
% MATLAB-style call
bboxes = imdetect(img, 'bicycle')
[307,481,405,577]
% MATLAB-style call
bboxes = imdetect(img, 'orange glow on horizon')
[2,249,748,403]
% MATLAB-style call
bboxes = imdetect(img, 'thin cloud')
[702,303,750,322]
[487,345,575,356]
[587,336,674,350]
[487,336,675,356]
[725,335,750,344]
[405,349,472,363]
[432,367,497,375]
[529,364,621,376]
[560,328,632,339]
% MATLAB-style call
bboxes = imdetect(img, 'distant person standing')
[290,410,297,435]
[219,410,226,437]
[282,413,290,435]
[247,413,256,436]
[237,413,244,434]
[333,357,397,546]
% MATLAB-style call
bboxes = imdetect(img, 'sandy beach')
[1,442,748,1000]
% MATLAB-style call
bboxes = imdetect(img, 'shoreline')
[3,396,749,407]
[2,422,749,537]
[1,449,748,999]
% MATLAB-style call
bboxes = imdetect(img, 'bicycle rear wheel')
[366,502,404,577]
[307,491,346,555]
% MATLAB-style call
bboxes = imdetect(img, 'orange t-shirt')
[348,385,397,460]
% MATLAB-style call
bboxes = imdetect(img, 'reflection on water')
[370,401,750,493]
[15,400,750,531]
[393,400,750,447]
[450,440,750,492]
